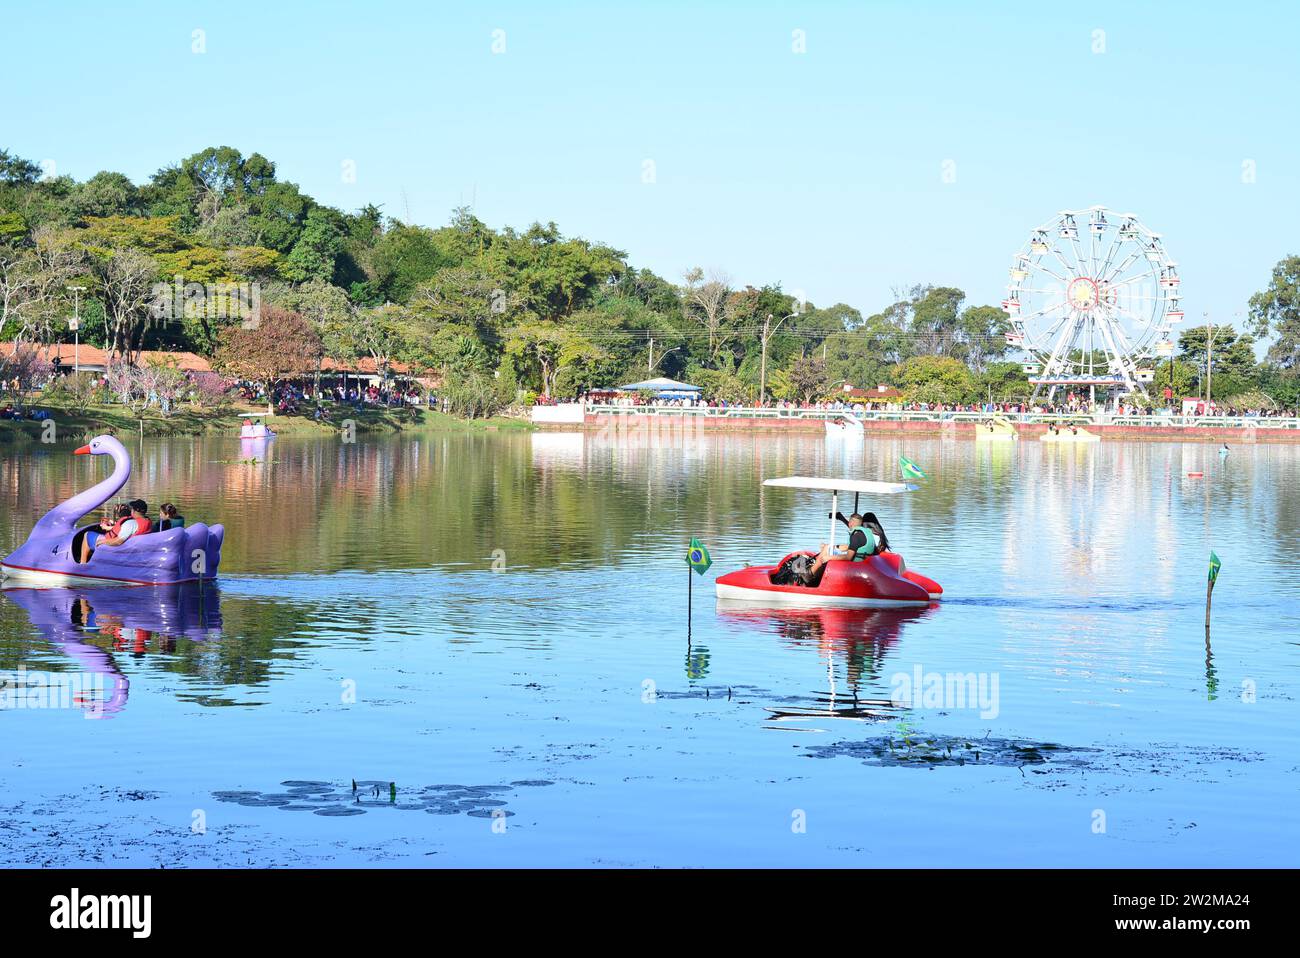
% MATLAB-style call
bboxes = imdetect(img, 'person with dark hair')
[159,503,185,531]
[80,503,135,563]
[127,499,153,535]
[862,512,890,553]
[808,513,877,581]
[831,510,889,555]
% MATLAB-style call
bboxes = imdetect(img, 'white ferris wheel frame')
[1003,206,1182,400]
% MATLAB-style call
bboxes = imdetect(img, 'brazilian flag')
[1208,551,1222,584]
[899,456,928,481]
[686,538,712,575]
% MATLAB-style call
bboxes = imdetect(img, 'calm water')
[1,427,1297,867]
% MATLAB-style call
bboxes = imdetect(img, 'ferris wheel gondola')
[1004,206,1182,400]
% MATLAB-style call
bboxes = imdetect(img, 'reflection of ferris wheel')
[1002,206,1183,399]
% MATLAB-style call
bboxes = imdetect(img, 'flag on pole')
[1208,551,1221,584]
[686,538,712,575]
[899,456,928,481]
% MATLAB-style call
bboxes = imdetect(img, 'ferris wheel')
[1002,206,1183,399]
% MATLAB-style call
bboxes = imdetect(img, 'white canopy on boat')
[763,476,912,494]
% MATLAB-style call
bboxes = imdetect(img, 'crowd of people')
[235,381,430,414]
[574,392,1299,419]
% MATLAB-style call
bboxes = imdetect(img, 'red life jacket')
[134,516,152,535]
[109,517,126,537]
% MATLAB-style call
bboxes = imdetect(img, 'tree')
[894,355,978,404]
[958,304,1011,373]
[0,148,42,185]
[787,356,829,403]
[280,207,346,284]
[366,223,457,302]
[505,323,567,396]
[0,228,84,344]
[681,267,731,365]
[0,344,51,401]
[92,246,159,359]
[1248,255,1300,372]
[70,172,140,219]
[909,286,966,358]
[979,361,1031,402]
[212,308,323,395]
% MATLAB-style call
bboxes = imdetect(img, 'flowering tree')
[0,344,52,401]
[211,307,323,397]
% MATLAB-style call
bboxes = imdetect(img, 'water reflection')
[0,583,222,716]
[717,602,935,725]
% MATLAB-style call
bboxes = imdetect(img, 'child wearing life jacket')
[81,503,134,563]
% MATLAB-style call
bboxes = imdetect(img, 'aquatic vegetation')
[803,735,1101,769]
[211,779,554,819]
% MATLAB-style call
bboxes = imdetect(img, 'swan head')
[73,435,120,456]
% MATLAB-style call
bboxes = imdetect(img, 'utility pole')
[647,337,678,375]
[1204,312,1213,411]
[67,285,86,376]
[759,311,797,407]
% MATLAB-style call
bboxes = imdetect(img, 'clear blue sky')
[6,0,1298,337]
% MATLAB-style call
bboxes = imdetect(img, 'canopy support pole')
[829,491,838,553]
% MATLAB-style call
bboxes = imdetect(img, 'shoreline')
[570,410,1300,444]
[0,405,534,443]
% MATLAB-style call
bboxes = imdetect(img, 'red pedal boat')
[714,477,942,608]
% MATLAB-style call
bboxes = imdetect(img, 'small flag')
[899,456,927,481]
[1208,551,1221,584]
[686,537,712,575]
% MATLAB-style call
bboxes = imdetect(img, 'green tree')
[894,355,978,404]
[1248,255,1300,373]
[280,207,346,284]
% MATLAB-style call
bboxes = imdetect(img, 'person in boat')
[80,503,137,563]
[831,510,889,556]
[862,512,890,553]
[158,502,185,531]
[808,513,877,580]
[128,500,154,535]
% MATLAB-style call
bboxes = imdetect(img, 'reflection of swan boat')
[0,435,224,587]
[714,477,942,608]
[0,583,223,717]
[1040,423,1100,443]
[824,414,866,439]
[975,415,1017,442]
[239,436,274,459]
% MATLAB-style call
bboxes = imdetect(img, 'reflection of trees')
[5,432,1299,583]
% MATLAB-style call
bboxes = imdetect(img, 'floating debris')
[211,779,553,819]
[803,735,1102,769]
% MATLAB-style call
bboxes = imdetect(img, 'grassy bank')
[0,401,533,443]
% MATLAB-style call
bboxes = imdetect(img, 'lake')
[1,426,1296,867]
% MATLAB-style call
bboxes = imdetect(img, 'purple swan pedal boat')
[0,434,224,587]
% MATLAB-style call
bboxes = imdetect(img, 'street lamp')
[647,338,680,373]
[67,285,86,376]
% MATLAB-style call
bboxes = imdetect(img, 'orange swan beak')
[73,445,91,455]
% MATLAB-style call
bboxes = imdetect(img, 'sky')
[5,0,1299,341]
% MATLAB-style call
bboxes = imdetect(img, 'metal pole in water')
[686,556,696,639]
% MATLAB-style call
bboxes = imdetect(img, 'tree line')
[2,145,1298,413]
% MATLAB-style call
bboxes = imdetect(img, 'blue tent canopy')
[617,377,702,397]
